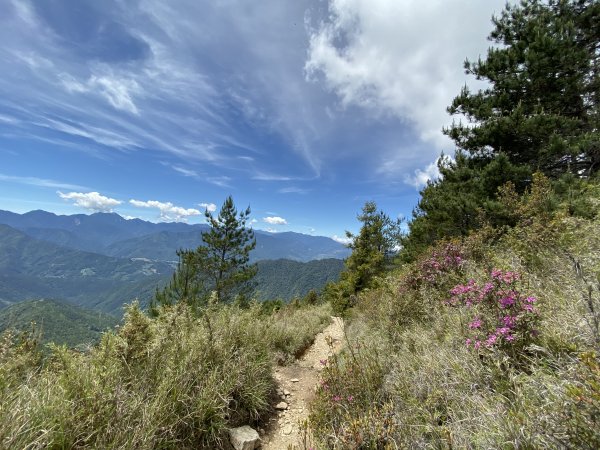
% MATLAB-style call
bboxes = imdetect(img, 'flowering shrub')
[448,269,540,356]
[409,242,465,289]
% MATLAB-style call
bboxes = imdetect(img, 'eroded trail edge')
[262,316,344,450]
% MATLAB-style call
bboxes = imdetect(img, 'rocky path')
[261,317,344,450]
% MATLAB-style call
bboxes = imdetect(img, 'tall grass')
[0,302,331,449]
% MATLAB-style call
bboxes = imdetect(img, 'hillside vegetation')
[0,299,119,348]
[0,223,343,315]
[254,258,344,301]
[0,302,332,448]
[305,0,600,447]
[308,178,600,448]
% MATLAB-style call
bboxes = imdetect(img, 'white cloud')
[0,114,19,124]
[305,0,505,149]
[58,191,122,212]
[0,173,86,190]
[199,202,217,212]
[278,186,310,194]
[405,158,442,189]
[172,165,199,178]
[89,74,140,115]
[129,199,201,222]
[332,234,352,245]
[263,216,288,225]
[206,176,232,188]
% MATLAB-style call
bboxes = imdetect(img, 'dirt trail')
[261,317,344,450]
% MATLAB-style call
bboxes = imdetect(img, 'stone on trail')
[228,426,260,450]
[275,401,288,410]
[290,378,300,383]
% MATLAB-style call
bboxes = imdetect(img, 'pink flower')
[497,327,510,335]
[499,295,515,308]
[502,315,516,327]
[319,359,327,366]
[466,338,472,346]
[347,395,354,402]
[525,296,537,304]
[474,341,481,350]
[469,317,482,329]
[332,395,341,402]
[485,334,498,347]
[505,334,515,342]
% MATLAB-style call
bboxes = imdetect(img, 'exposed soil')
[260,317,344,450]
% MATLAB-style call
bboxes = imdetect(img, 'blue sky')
[0,0,505,240]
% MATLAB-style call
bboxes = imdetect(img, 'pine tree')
[151,196,257,313]
[344,201,399,292]
[445,0,599,176]
[150,249,206,316]
[400,153,531,261]
[197,196,257,304]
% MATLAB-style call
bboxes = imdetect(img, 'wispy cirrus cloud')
[0,173,87,191]
[278,186,310,194]
[171,165,199,178]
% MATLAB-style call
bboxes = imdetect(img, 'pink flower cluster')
[448,269,539,351]
[413,243,465,286]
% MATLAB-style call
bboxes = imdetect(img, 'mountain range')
[0,210,350,261]
[0,210,348,317]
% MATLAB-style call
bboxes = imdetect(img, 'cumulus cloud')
[199,202,217,212]
[305,0,505,148]
[263,216,288,225]
[332,234,352,245]
[129,199,200,222]
[58,191,122,212]
[405,159,442,189]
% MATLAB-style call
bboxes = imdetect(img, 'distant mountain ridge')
[0,211,348,316]
[0,209,350,262]
[0,224,171,314]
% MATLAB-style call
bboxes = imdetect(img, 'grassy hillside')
[307,181,600,448]
[0,299,119,348]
